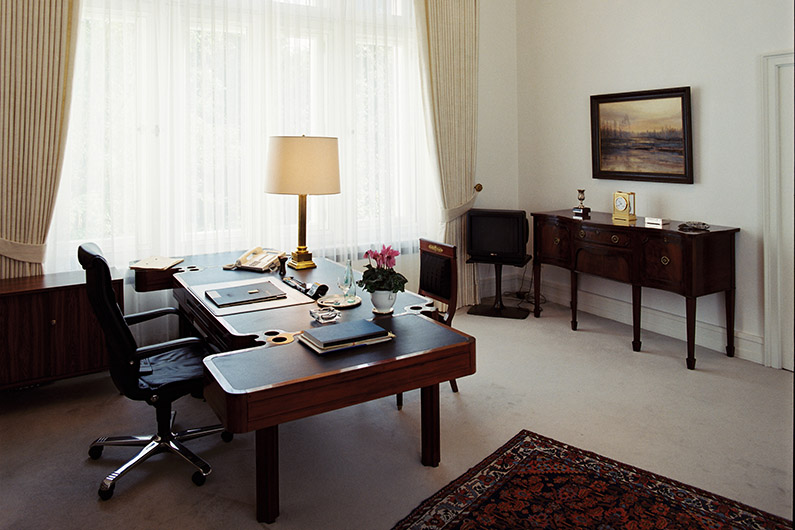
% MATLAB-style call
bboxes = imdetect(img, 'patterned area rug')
[392,430,791,529]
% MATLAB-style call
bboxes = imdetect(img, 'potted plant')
[357,245,408,313]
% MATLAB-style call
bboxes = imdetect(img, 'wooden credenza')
[0,270,124,389]
[531,210,739,369]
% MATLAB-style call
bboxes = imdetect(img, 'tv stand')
[466,255,532,319]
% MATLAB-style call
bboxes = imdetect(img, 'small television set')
[466,208,529,264]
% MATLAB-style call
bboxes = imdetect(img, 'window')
[45,0,440,272]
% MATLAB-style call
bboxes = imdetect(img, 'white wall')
[475,0,520,210]
[471,0,524,298]
[510,0,794,363]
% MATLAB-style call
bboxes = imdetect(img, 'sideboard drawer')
[641,233,684,290]
[576,225,631,248]
[574,245,633,283]
[537,221,571,266]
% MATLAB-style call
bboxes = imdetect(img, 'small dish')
[317,294,362,309]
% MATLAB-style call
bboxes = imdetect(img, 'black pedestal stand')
[466,256,531,320]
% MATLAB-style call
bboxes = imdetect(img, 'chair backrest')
[418,238,458,325]
[78,243,141,396]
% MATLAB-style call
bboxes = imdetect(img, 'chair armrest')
[124,307,181,326]
[135,336,205,360]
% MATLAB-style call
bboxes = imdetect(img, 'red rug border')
[392,429,792,529]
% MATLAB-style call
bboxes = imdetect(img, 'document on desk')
[192,278,314,316]
[298,319,393,354]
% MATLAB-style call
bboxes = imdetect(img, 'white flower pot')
[370,290,397,314]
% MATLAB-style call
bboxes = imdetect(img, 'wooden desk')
[172,258,476,523]
[532,210,739,369]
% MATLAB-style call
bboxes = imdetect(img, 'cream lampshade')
[266,136,340,269]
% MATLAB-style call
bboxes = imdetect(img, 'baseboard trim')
[539,279,764,366]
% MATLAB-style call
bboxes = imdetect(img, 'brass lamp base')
[287,249,316,270]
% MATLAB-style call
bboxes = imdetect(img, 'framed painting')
[590,86,693,184]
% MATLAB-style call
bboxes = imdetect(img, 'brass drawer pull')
[579,230,585,238]
[611,235,619,244]
[661,256,670,266]
[553,237,560,246]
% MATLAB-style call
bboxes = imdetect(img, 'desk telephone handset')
[232,247,282,272]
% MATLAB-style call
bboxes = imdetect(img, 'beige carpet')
[1,302,792,529]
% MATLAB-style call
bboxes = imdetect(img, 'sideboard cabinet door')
[0,272,123,389]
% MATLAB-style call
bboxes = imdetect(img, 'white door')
[778,63,794,371]
[763,52,794,371]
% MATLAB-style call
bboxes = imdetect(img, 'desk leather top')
[175,257,432,337]
[205,313,471,393]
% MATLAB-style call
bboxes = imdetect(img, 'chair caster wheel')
[98,484,114,500]
[221,431,234,443]
[192,471,207,486]
[88,446,103,460]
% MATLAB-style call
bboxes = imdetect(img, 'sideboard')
[531,210,739,369]
[0,270,124,389]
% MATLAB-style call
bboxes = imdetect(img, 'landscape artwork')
[591,87,693,184]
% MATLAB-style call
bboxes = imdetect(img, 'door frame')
[762,50,794,369]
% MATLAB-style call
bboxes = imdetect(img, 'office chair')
[78,243,232,500]
[396,238,460,410]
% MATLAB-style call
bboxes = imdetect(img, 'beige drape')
[0,0,80,279]
[415,0,480,307]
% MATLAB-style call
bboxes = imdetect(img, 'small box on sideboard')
[645,217,670,228]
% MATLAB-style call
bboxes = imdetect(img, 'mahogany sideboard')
[531,210,739,369]
[0,270,124,389]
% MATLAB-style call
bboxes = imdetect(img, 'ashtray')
[309,307,341,324]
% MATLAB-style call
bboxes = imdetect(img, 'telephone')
[229,247,283,273]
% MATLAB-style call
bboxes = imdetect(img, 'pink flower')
[364,245,400,269]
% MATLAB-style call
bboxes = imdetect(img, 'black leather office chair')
[78,243,231,500]
[396,238,460,410]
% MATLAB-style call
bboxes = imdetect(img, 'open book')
[130,256,184,270]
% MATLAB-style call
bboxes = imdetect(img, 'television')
[466,208,529,264]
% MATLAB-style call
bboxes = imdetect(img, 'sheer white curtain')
[45,0,441,273]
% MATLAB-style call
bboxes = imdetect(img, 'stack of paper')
[130,256,184,270]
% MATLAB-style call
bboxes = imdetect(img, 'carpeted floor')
[0,303,791,528]
[392,429,793,529]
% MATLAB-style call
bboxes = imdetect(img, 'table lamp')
[266,136,341,269]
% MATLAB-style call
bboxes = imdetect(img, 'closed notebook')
[299,319,391,352]
[205,281,286,308]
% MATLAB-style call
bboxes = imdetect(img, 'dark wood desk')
[532,210,738,369]
[171,258,476,523]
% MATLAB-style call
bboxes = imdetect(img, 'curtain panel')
[0,0,80,279]
[44,0,442,275]
[415,0,479,307]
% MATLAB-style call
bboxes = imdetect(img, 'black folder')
[299,319,392,354]
[205,281,286,308]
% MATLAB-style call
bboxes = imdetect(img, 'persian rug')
[392,430,792,530]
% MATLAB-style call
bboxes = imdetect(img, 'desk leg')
[570,271,578,331]
[420,384,440,467]
[632,285,642,352]
[256,426,279,523]
[533,263,542,318]
[686,297,697,370]
[725,289,735,357]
